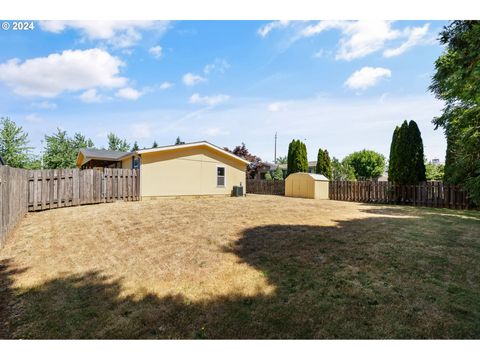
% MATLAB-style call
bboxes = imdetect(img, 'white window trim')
[217,166,226,188]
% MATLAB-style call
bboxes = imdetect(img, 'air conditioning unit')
[232,185,244,197]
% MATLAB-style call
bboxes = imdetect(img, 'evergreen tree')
[107,133,130,152]
[316,148,325,175]
[316,148,332,179]
[131,141,139,151]
[287,139,308,175]
[388,126,400,182]
[0,117,33,168]
[175,137,185,145]
[264,172,273,181]
[389,120,426,184]
[273,166,283,180]
[408,120,426,182]
[152,141,158,148]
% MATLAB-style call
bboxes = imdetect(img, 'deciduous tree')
[0,117,33,168]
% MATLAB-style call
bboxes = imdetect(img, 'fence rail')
[329,181,468,209]
[1,167,140,247]
[1,167,28,247]
[246,179,285,195]
[27,168,139,211]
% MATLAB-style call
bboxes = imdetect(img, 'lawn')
[0,195,479,339]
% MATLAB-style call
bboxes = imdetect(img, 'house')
[76,141,249,198]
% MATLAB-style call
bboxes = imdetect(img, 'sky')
[0,20,448,162]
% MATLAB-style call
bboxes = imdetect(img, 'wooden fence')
[329,181,469,209]
[0,167,28,247]
[27,168,140,211]
[246,179,285,195]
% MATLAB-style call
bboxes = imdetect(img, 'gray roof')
[79,148,131,161]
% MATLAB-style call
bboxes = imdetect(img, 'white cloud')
[182,73,206,86]
[0,48,127,98]
[345,67,392,90]
[149,45,163,59]
[115,87,142,100]
[260,20,431,61]
[267,102,287,112]
[257,21,291,38]
[32,101,57,110]
[333,21,400,60]
[39,21,170,48]
[24,113,44,123]
[203,58,230,74]
[130,122,152,139]
[383,24,430,58]
[79,89,107,103]
[159,81,173,89]
[189,93,230,106]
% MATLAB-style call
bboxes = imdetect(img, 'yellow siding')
[121,157,132,169]
[285,173,329,199]
[139,145,246,197]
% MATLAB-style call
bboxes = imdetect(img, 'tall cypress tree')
[408,120,426,182]
[388,126,400,182]
[316,148,332,179]
[287,139,308,175]
[316,148,325,175]
[322,150,332,179]
[389,120,426,184]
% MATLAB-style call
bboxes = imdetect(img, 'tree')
[388,126,400,183]
[426,163,445,181]
[331,157,356,181]
[175,137,185,145]
[287,139,308,176]
[0,117,33,168]
[429,21,480,205]
[343,150,385,180]
[273,166,284,180]
[152,141,158,148]
[224,143,264,179]
[131,141,139,151]
[316,148,332,179]
[388,120,426,184]
[107,133,130,152]
[275,155,287,164]
[264,172,273,181]
[43,129,94,169]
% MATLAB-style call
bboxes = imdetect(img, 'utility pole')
[274,132,277,164]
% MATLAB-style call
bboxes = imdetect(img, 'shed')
[285,172,329,199]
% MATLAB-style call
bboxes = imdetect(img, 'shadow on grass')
[1,211,480,339]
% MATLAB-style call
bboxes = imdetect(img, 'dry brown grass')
[1,195,479,339]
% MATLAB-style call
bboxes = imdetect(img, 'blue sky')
[0,20,448,162]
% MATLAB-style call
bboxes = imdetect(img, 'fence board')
[246,179,285,196]
[27,168,139,211]
[329,181,469,209]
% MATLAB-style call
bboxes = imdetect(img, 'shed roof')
[287,172,329,181]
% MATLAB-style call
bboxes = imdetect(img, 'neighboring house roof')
[76,141,250,167]
[76,148,131,167]
[0,155,5,166]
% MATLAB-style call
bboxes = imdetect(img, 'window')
[132,157,140,170]
[217,167,225,187]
